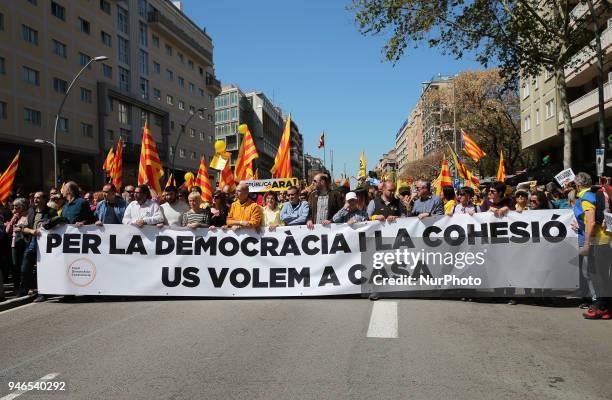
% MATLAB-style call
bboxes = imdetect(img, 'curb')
[0,294,36,312]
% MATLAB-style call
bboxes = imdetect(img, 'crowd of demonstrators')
[2,169,611,320]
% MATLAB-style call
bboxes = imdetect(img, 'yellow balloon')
[238,124,248,134]
[214,140,226,153]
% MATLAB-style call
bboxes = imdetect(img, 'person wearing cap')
[333,192,368,225]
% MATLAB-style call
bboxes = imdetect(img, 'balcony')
[147,9,213,66]
[559,80,612,125]
[565,24,612,79]
[206,74,222,96]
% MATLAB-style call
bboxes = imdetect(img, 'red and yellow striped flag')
[183,172,195,191]
[0,151,20,205]
[235,124,259,181]
[461,129,486,162]
[164,173,175,189]
[111,138,123,190]
[102,147,115,176]
[137,120,164,193]
[496,150,506,183]
[218,162,236,192]
[271,113,293,179]
[433,158,453,196]
[318,132,325,149]
[195,157,213,203]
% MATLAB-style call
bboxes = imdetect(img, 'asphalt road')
[0,298,611,400]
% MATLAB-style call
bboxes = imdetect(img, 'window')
[102,64,112,78]
[166,95,173,105]
[79,53,92,69]
[140,110,147,126]
[179,148,185,158]
[139,50,149,75]
[52,40,67,58]
[190,151,196,160]
[153,61,160,74]
[153,88,160,100]
[178,52,184,63]
[189,105,195,115]
[189,128,195,138]
[165,44,172,56]
[24,108,41,126]
[118,102,129,124]
[139,22,148,47]
[51,2,66,20]
[535,108,540,125]
[545,99,555,119]
[169,146,174,156]
[179,124,185,133]
[120,128,130,142]
[521,82,529,99]
[21,25,38,45]
[178,76,184,87]
[80,87,92,103]
[209,135,213,143]
[58,117,68,133]
[22,66,40,85]
[0,57,5,74]
[100,0,111,14]
[53,77,67,93]
[170,120,174,130]
[138,0,147,17]
[154,114,162,126]
[28,0,37,4]
[178,100,184,110]
[0,102,6,120]
[188,60,194,70]
[118,37,129,64]
[101,31,112,47]
[140,77,149,100]
[152,34,159,47]
[117,6,128,34]
[107,129,114,141]
[198,88,204,97]
[118,67,130,91]
[523,115,531,132]
[81,123,93,137]
[166,69,173,81]
[0,13,4,31]
[545,69,553,81]
[533,77,538,90]
[199,132,204,141]
[189,83,194,93]
[78,18,90,34]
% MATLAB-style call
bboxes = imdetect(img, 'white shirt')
[122,199,165,225]
[161,201,189,226]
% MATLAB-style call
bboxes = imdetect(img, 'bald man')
[226,183,262,231]
[367,181,404,222]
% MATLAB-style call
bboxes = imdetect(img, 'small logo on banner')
[66,258,97,287]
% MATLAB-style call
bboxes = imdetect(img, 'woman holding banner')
[181,192,211,229]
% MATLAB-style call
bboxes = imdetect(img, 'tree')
[349,0,602,168]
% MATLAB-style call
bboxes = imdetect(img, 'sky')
[182,0,483,179]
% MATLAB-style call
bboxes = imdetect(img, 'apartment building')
[0,0,220,191]
[520,2,612,168]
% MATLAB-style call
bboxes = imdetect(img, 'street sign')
[596,148,605,177]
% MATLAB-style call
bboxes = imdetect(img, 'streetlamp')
[40,55,108,187]
[171,107,206,177]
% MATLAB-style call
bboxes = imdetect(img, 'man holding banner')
[226,183,262,231]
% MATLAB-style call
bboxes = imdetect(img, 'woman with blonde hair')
[181,192,211,229]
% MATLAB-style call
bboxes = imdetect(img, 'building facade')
[520,3,612,169]
[304,153,328,183]
[374,148,397,181]
[0,0,220,192]
[420,75,454,157]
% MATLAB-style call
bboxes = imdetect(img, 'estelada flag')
[271,113,292,178]
[195,156,213,203]
[0,151,20,205]
[137,120,164,193]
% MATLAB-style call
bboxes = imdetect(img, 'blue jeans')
[20,238,37,294]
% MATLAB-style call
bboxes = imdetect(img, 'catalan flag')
[102,147,115,176]
[496,150,506,183]
[358,150,367,179]
[461,129,486,162]
[111,138,123,191]
[0,151,20,205]
[318,132,325,149]
[271,113,293,178]
[137,120,164,194]
[448,144,480,186]
[433,158,453,196]
[165,173,175,189]
[235,124,259,181]
[195,157,213,203]
[219,162,236,192]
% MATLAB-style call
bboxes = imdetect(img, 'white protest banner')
[241,178,300,192]
[605,212,612,233]
[555,168,575,187]
[38,210,579,297]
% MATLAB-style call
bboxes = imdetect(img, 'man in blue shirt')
[410,179,444,219]
[280,186,310,226]
[60,181,95,226]
[95,183,127,226]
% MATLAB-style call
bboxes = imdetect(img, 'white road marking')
[0,303,35,316]
[367,301,398,338]
[0,373,59,400]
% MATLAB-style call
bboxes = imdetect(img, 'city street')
[0,298,611,400]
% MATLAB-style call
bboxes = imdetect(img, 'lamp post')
[171,108,206,177]
[42,55,108,187]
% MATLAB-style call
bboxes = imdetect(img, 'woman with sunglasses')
[514,190,529,212]
[480,182,514,217]
[453,187,480,215]
[209,191,229,228]
[529,191,550,210]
